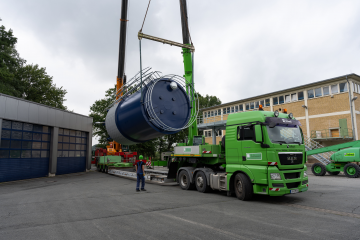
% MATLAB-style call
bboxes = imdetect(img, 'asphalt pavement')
[0,168,360,240]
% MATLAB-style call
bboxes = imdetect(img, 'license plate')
[290,189,299,194]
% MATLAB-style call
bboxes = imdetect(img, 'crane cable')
[140,0,151,33]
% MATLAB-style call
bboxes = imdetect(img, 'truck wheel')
[344,163,360,178]
[179,170,195,190]
[327,171,340,175]
[105,166,108,174]
[195,171,211,193]
[97,164,101,172]
[311,163,326,176]
[234,173,253,201]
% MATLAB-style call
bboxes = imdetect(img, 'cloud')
[2,0,360,144]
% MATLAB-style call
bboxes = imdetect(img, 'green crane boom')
[307,140,360,156]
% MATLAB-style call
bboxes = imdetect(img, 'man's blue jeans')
[136,173,145,190]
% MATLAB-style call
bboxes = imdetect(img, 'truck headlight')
[270,173,281,180]
[304,171,308,177]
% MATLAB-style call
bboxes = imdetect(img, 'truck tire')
[344,163,360,178]
[327,171,340,175]
[234,173,253,201]
[97,164,101,172]
[105,166,108,174]
[179,170,195,190]
[195,171,211,193]
[311,163,326,176]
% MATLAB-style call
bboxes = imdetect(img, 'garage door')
[0,120,50,182]
[56,128,87,175]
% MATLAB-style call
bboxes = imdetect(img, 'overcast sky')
[2,0,360,144]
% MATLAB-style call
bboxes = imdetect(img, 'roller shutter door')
[56,128,87,175]
[0,120,50,183]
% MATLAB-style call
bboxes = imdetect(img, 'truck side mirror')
[255,125,262,143]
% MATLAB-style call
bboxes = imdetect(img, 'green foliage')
[198,93,222,110]
[0,23,67,109]
[16,64,67,109]
[89,87,116,145]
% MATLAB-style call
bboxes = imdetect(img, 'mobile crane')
[105,0,309,200]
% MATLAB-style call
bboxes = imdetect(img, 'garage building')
[0,93,93,183]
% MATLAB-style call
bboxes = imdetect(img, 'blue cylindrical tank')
[105,78,191,145]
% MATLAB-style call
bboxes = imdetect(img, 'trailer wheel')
[311,163,326,176]
[327,171,340,175]
[234,173,253,201]
[344,163,360,178]
[195,171,211,193]
[179,170,195,190]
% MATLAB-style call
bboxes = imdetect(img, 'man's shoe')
[136,189,140,192]
[141,189,146,191]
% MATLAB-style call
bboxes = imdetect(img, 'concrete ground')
[1,168,360,240]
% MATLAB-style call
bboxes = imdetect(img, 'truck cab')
[225,110,308,200]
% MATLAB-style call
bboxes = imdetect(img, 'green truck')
[169,110,308,200]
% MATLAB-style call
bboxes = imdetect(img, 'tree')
[89,87,116,146]
[0,24,25,97]
[0,23,67,109]
[198,93,222,110]
[16,64,67,109]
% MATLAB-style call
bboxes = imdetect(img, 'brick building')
[200,74,360,146]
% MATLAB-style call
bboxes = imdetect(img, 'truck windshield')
[266,124,303,144]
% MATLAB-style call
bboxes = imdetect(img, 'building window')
[260,100,264,107]
[298,92,304,100]
[246,103,250,110]
[235,106,238,112]
[207,111,210,117]
[339,82,347,92]
[273,97,278,105]
[230,106,234,113]
[218,109,221,115]
[307,89,314,99]
[291,93,297,101]
[0,120,50,159]
[331,84,338,94]
[315,87,322,97]
[58,129,87,158]
[279,96,284,104]
[211,111,214,117]
[255,101,259,108]
[216,130,222,137]
[223,108,226,114]
[285,95,290,103]
[214,110,218,116]
[240,105,243,111]
[265,98,270,106]
[250,102,255,109]
[323,86,329,96]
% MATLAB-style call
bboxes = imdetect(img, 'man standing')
[135,155,146,192]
